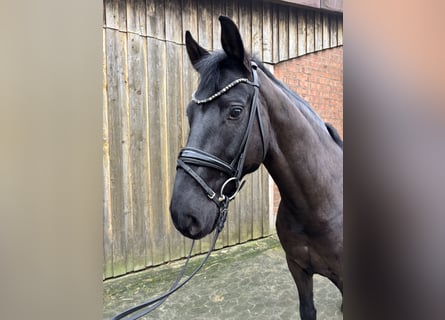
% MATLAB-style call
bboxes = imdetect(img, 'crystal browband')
[191,78,257,105]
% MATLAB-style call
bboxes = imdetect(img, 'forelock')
[194,51,227,100]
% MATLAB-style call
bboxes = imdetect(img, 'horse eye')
[229,107,243,119]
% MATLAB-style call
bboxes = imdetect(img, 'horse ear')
[219,16,249,67]
[185,31,209,70]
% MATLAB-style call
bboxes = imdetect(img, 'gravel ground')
[104,235,342,320]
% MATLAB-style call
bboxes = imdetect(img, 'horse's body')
[170,16,343,320]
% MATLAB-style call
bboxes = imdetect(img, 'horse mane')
[192,52,342,148]
[325,122,343,149]
[194,50,232,100]
[253,58,343,147]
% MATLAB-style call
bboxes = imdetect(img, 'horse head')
[170,16,268,239]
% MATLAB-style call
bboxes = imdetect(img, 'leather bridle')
[177,61,266,209]
[112,61,266,320]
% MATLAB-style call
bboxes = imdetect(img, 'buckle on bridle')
[207,191,216,200]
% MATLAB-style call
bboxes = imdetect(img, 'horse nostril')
[186,214,202,237]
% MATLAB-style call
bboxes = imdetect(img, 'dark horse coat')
[170,16,343,320]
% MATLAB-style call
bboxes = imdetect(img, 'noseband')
[177,61,266,212]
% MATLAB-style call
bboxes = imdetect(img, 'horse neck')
[259,71,343,214]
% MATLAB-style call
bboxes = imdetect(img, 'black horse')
[170,16,343,320]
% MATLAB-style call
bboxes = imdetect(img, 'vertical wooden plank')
[225,0,239,26]
[147,37,170,265]
[165,0,183,43]
[314,11,323,51]
[122,31,134,274]
[330,14,338,47]
[322,13,330,49]
[105,29,133,276]
[251,2,263,59]
[272,4,279,63]
[288,6,298,59]
[306,10,315,54]
[118,0,127,31]
[161,1,183,261]
[278,5,288,61]
[238,0,252,55]
[212,0,226,51]
[103,28,113,279]
[165,42,185,259]
[261,167,271,236]
[104,0,127,31]
[337,15,343,45]
[262,1,273,63]
[104,0,118,29]
[146,0,165,39]
[240,175,254,243]
[127,33,150,271]
[228,198,239,246]
[182,0,198,40]
[197,0,213,51]
[126,0,146,35]
[251,170,262,239]
[297,9,306,57]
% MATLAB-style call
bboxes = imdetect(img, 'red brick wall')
[271,46,343,215]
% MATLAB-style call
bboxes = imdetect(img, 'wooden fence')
[103,0,343,278]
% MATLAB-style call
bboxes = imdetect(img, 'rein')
[112,61,264,319]
[111,199,228,320]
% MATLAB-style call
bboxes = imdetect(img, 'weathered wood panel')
[105,28,132,276]
[212,0,226,51]
[314,11,323,51]
[225,0,239,26]
[103,0,343,278]
[252,3,263,60]
[272,5,280,62]
[278,5,289,61]
[288,6,298,58]
[146,38,169,265]
[330,14,338,47]
[165,42,185,258]
[197,0,213,50]
[104,0,127,31]
[103,28,113,279]
[239,0,253,56]
[337,15,343,45]
[306,10,315,53]
[262,1,273,63]
[297,9,307,56]
[146,0,165,39]
[126,0,146,35]
[322,12,330,49]
[127,32,150,271]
